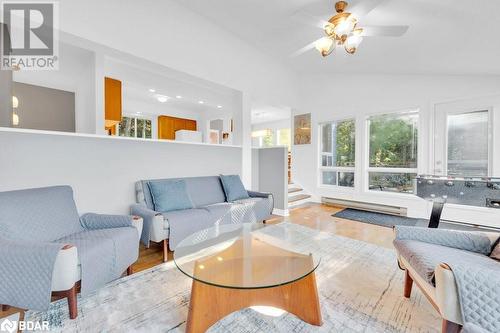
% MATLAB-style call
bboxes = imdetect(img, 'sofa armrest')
[247,190,272,198]
[393,226,493,255]
[435,263,463,324]
[80,213,133,230]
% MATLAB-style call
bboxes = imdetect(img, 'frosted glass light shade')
[315,37,335,57]
[345,34,363,53]
[12,96,18,108]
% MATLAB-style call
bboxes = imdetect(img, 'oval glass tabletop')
[173,223,321,289]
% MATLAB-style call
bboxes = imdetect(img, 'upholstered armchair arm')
[80,213,133,230]
[0,237,70,310]
[394,226,493,255]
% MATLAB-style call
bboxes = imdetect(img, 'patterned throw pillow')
[491,237,500,261]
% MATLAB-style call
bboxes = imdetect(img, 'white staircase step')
[289,194,311,203]
[288,187,302,194]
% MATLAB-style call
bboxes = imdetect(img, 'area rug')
[25,223,440,332]
[333,208,426,228]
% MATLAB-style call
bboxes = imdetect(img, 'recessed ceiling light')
[149,88,156,93]
[198,100,204,104]
[176,95,182,99]
[156,95,169,103]
[217,105,223,109]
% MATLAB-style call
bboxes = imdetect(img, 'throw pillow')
[219,174,249,202]
[490,237,500,261]
[148,180,194,212]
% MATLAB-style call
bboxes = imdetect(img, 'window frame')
[318,117,356,189]
[441,108,493,177]
[365,109,420,195]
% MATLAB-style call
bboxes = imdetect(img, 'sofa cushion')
[394,239,495,285]
[162,208,213,250]
[148,180,194,212]
[220,174,249,201]
[204,203,233,224]
[0,186,83,242]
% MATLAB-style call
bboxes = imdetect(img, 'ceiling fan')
[292,0,409,58]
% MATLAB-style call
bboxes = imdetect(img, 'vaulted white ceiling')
[174,0,500,75]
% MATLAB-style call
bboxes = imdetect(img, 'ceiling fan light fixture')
[332,16,356,38]
[345,29,363,54]
[315,37,335,57]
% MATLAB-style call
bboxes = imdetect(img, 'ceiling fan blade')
[349,0,389,19]
[290,11,328,30]
[360,25,409,37]
[290,39,320,58]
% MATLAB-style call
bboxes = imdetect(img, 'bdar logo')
[0,318,17,333]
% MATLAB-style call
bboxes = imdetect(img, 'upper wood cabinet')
[158,115,197,140]
[104,77,122,128]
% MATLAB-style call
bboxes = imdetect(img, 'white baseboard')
[272,208,289,216]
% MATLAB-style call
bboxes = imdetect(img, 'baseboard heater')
[322,197,407,216]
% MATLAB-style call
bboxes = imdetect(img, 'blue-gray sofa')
[130,176,273,260]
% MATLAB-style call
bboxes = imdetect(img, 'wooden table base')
[185,272,323,333]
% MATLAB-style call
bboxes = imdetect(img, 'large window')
[252,129,274,147]
[252,128,290,150]
[277,128,291,151]
[368,111,418,194]
[319,119,355,187]
[118,116,152,139]
[447,110,489,177]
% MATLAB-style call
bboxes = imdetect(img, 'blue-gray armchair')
[393,226,500,333]
[0,186,143,319]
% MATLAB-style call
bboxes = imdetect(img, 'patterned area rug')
[25,223,440,332]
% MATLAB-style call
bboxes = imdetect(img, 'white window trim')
[364,109,420,195]
[318,118,356,189]
[436,107,493,177]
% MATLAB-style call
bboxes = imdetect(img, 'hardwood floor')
[1,203,395,320]
[132,203,394,273]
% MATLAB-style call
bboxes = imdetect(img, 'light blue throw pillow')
[219,174,249,202]
[148,180,194,212]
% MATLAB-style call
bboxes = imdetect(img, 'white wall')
[58,0,298,186]
[0,129,242,214]
[252,118,291,132]
[293,73,500,227]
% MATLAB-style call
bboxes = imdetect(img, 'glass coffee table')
[174,223,322,333]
